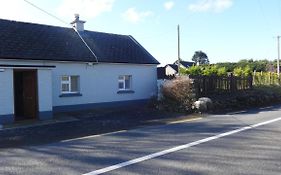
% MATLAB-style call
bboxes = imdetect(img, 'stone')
[193,97,213,113]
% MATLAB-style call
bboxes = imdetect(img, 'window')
[61,75,80,94]
[118,75,132,90]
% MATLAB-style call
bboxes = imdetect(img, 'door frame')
[13,69,39,121]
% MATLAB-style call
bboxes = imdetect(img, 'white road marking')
[83,116,281,175]
[61,130,127,143]
[167,117,202,124]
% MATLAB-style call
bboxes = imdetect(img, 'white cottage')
[0,16,159,124]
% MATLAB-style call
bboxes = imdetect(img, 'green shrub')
[184,66,202,76]
[233,67,243,76]
[217,67,227,76]
[233,66,252,77]
[253,72,281,86]
[202,66,218,76]
[243,65,252,76]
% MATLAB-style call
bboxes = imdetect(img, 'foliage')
[216,59,272,72]
[243,65,252,76]
[253,72,281,86]
[182,65,228,77]
[202,65,218,76]
[216,62,237,72]
[182,63,253,78]
[217,67,227,76]
[161,77,195,112]
[233,67,243,76]
[233,65,252,77]
[211,86,281,113]
[183,65,202,76]
[192,51,209,65]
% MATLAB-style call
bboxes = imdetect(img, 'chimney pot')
[71,14,86,32]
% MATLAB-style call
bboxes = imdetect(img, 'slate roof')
[179,61,194,68]
[173,60,194,68]
[0,19,159,64]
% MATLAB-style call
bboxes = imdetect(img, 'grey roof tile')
[0,19,159,64]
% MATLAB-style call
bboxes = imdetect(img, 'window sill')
[117,90,135,94]
[59,93,82,97]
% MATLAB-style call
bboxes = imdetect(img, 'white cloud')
[57,0,115,19]
[164,1,175,10]
[122,8,153,24]
[188,0,233,13]
[0,0,64,26]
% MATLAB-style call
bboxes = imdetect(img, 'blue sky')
[1,0,281,65]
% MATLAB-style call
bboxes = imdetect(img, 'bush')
[233,66,252,77]
[217,67,227,76]
[182,65,228,77]
[210,86,281,113]
[233,67,243,76]
[161,77,195,112]
[183,66,202,76]
[202,66,218,76]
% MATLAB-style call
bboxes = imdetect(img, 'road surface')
[1,106,281,175]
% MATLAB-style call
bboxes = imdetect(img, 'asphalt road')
[1,106,281,175]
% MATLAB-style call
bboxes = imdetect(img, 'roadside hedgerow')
[160,77,196,112]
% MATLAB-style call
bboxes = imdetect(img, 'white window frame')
[61,75,80,94]
[118,75,132,91]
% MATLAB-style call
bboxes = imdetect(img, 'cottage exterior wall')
[0,69,14,123]
[37,69,53,120]
[0,59,157,122]
[52,62,157,107]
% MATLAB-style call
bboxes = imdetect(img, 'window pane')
[62,84,69,92]
[125,79,130,89]
[119,82,124,89]
[71,76,79,92]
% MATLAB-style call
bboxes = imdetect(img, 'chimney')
[70,14,86,32]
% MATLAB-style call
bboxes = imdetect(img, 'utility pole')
[277,36,280,79]
[177,24,181,75]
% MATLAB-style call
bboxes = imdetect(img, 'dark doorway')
[14,70,38,121]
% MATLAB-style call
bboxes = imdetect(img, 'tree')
[192,51,209,65]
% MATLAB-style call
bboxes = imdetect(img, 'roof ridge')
[0,18,130,38]
[0,18,70,30]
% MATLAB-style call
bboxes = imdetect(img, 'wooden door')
[14,70,38,120]
[22,71,38,119]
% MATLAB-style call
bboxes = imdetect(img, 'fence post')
[249,75,253,89]
[230,73,234,92]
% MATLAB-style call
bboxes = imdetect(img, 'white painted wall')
[37,69,53,113]
[166,65,177,76]
[0,69,14,115]
[0,59,158,112]
[52,62,157,107]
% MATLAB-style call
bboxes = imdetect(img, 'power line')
[23,0,69,26]
[23,0,98,63]
[257,0,274,33]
